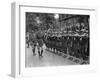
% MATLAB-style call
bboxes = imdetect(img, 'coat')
[36,31,44,47]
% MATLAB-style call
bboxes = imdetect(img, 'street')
[25,44,78,67]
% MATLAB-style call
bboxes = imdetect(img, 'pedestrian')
[32,32,37,56]
[26,32,30,48]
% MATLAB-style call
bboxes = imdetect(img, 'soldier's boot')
[32,48,36,56]
[38,51,41,56]
[27,42,29,48]
[41,50,43,56]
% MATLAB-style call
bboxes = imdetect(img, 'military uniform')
[36,30,44,56]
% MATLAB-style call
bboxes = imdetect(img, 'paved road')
[25,45,78,67]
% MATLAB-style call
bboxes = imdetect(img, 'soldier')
[72,36,80,58]
[26,32,30,48]
[81,36,89,60]
[46,35,50,50]
[36,28,44,56]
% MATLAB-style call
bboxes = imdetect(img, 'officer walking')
[36,28,44,56]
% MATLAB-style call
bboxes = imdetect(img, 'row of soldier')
[44,33,89,61]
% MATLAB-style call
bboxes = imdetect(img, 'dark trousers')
[32,44,36,55]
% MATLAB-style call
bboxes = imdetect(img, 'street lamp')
[36,17,41,24]
[54,14,60,30]
[54,14,59,19]
[35,16,42,29]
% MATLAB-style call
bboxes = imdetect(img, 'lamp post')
[54,14,59,19]
[54,14,59,29]
[36,16,42,30]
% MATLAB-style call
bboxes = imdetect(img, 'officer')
[36,28,44,56]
